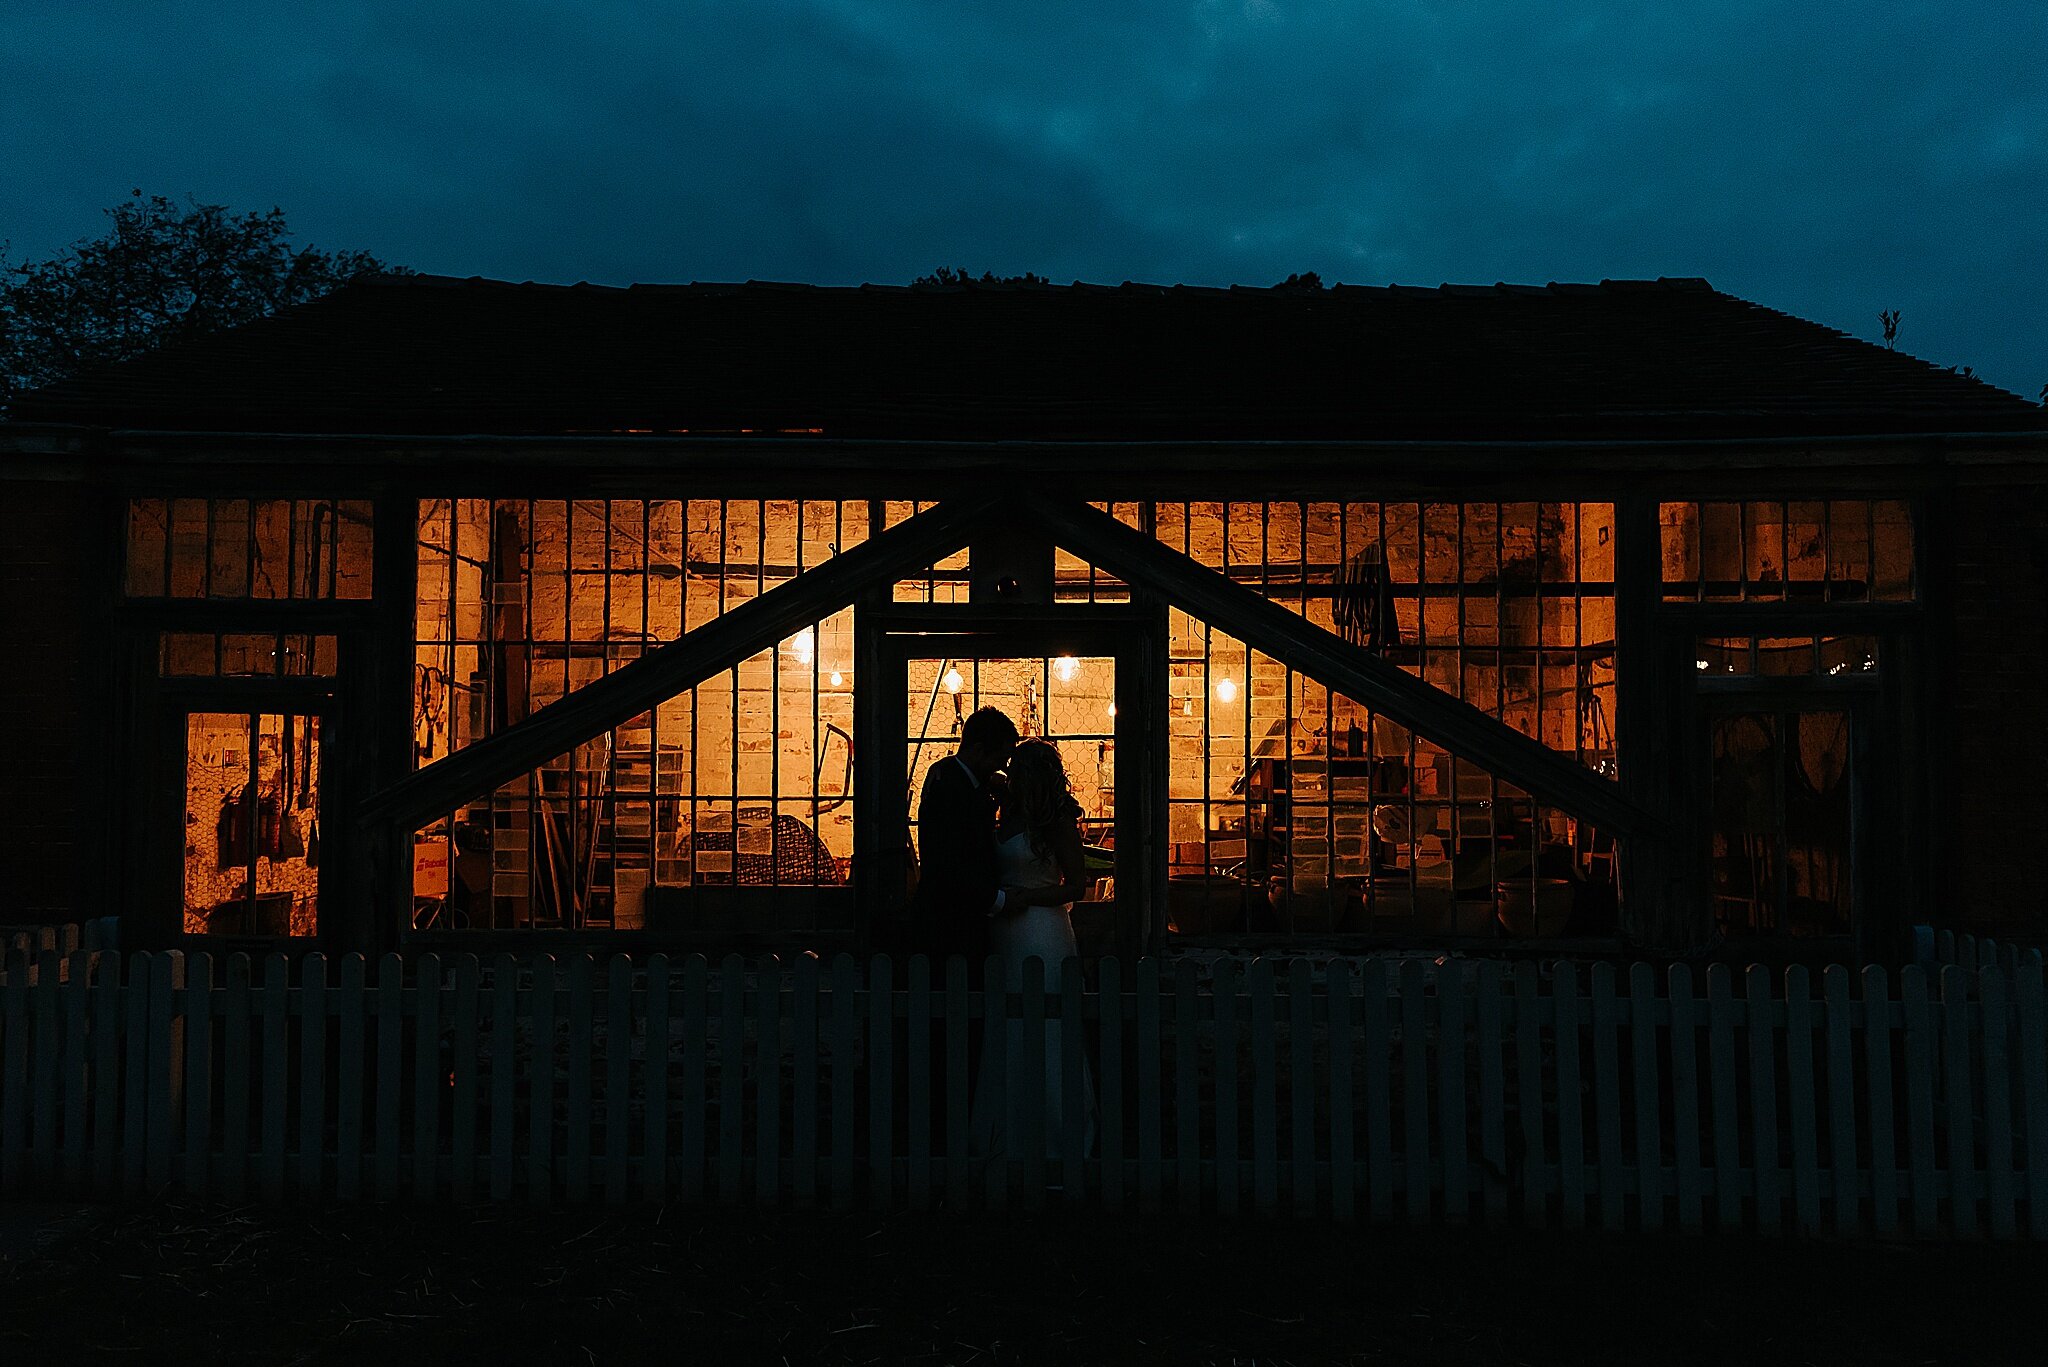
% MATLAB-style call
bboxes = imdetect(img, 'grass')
[2,1198,2042,1365]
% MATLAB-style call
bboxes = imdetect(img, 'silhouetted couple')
[907,705,1097,1166]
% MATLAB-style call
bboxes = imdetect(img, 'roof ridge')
[353,273,1722,297]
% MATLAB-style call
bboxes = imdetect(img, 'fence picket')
[1861,966,1898,1236]
[1705,967,1739,1229]
[1174,959,1201,1214]
[828,955,856,1211]
[564,954,595,1205]
[528,955,557,1206]
[1474,962,1505,1224]
[1136,958,1163,1213]
[1899,966,1938,1237]
[1553,962,1585,1231]
[599,956,633,1204]
[1628,963,1663,1233]
[373,953,405,1202]
[1821,967,1859,1235]
[1667,965,1703,1233]
[335,954,367,1201]
[144,952,184,1193]
[1977,966,2015,1240]
[182,950,214,1196]
[120,953,148,1195]
[1062,959,1087,1201]
[981,957,1008,1214]
[1437,960,1469,1225]
[1288,958,1315,1220]
[755,955,783,1209]
[1363,961,1392,1223]
[257,954,287,1203]
[1745,967,1782,1235]
[1939,965,1978,1238]
[2,950,32,1191]
[27,949,62,1187]
[644,955,673,1205]
[2013,964,2048,1241]
[1211,958,1240,1219]
[865,955,893,1211]
[1512,961,1546,1226]
[91,951,124,1195]
[719,954,754,1205]
[941,957,967,1211]
[1020,955,1048,1213]
[681,955,709,1205]
[450,955,480,1204]
[1328,960,1356,1225]
[1101,958,1126,1213]
[1398,959,1429,1223]
[412,954,442,1200]
[1589,963,1623,1231]
[906,956,930,1211]
[298,954,327,1200]
[1783,966,1821,1235]
[61,951,90,1191]
[1249,957,1278,1218]
[488,954,517,1202]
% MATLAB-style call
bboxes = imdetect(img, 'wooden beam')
[359,493,1001,834]
[1021,494,1660,838]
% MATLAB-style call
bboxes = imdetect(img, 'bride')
[970,739,1099,1166]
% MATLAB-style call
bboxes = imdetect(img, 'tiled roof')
[11,274,2043,440]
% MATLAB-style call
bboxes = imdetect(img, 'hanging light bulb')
[828,670,844,688]
[943,667,963,695]
[788,627,815,666]
[1054,655,1079,683]
[1216,677,1239,704]
[1106,702,1117,718]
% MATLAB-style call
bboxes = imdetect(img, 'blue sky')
[4,1,2044,399]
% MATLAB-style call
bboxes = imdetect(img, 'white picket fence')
[3,946,2045,1238]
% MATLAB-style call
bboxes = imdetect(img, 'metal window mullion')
[243,498,257,603]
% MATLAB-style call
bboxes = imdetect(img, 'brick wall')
[0,479,99,923]
[1940,483,2048,937]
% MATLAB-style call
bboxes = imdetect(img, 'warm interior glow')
[1215,677,1238,704]
[1054,655,1079,682]
[789,627,815,666]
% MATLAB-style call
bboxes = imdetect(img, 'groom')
[908,704,1019,983]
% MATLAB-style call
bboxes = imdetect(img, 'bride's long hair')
[1003,739,1083,863]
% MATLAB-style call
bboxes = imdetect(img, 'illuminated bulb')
[1106,702,1117,718]
[789,627,815,666]
[828,670,844,688]
[1694,659,1710,672]
[943,668,963,695]
[1216,678,1238,704]
[1054,655,1079,683]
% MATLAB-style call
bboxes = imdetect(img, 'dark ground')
[0,1197,2040,1366]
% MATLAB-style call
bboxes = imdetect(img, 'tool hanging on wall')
[1334,543,1401,651]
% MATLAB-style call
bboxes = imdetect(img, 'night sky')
[5,2,2044,400]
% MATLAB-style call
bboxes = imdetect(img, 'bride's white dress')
[970,830,1098,1163]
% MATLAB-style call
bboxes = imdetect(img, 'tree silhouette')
[911,267,1050,287]
[1,191,399,414]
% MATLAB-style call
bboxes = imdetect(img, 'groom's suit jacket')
[907,757,998,974]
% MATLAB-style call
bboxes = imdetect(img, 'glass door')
[178,708,327,938]
[871,615,1154,959]
[1704,700,1863,942]
[903,653,1120,900]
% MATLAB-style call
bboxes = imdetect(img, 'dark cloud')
[4,1,2043,397]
